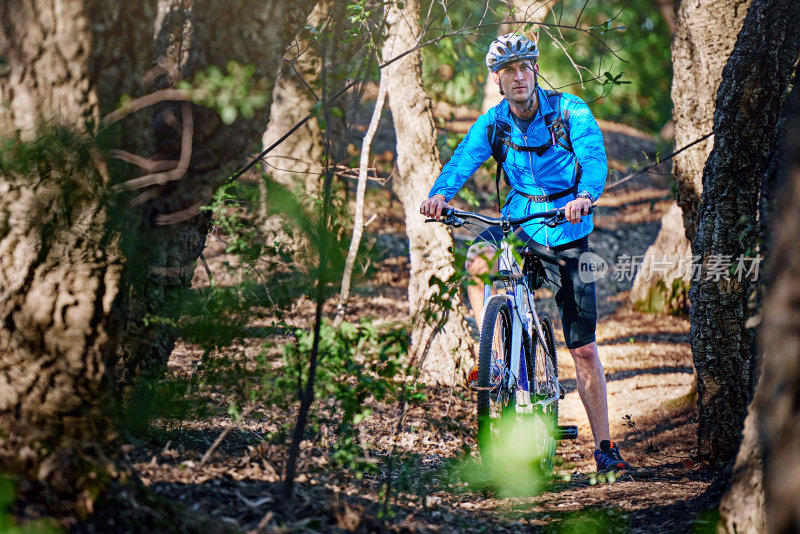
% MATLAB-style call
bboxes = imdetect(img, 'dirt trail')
[123,124,720,533]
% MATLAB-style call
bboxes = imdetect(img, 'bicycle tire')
[477,296,513,464]
[530,312,558,473]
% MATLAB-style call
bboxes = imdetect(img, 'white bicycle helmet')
[485,33,539,72]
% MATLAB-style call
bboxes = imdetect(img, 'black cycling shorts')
[470,225,597,350]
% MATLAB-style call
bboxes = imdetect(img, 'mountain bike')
[427,206,580,472]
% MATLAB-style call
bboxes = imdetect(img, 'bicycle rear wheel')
[531,312,558,473]
[477,296,513,464]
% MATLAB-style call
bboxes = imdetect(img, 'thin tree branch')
[334,69,388,327]
[227,18,626,185]
[109,149,179,173]
[199,404,258,467]
[575,0,590,26]
[101,88,191,128]
[154,199,206,225]
[129,185,164,207]
[606,132,713,191]
[117,103,193,190]
[282,25,340,502]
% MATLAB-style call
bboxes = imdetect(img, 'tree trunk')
[383,0,475,385]
[671,0,751,242]
[260,2,332,194]
[718,398,766,533]
[258,0,354,255]
[0,148,126,516]
[750,60,800,534]
[480,0,552,114]
[718,58,800,534]
[629,203,691,313]
[116,0,319,433]
[688,0,800,469]
[0,0,316,520]
[632,0,751,314]
[0,0,154,515]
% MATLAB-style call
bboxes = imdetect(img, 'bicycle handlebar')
[426,205,593,228]
[425,205,596,267]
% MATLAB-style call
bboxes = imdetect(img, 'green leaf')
[220,105,237,124]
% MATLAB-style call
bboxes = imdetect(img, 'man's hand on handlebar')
[564,197,593,224]
[420,194,452,221]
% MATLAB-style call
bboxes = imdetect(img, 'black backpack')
[486,90,580,212]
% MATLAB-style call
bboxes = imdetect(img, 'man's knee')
[569,341,598,361]
[465,244,495,275]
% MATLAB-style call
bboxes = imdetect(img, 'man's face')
[492,60,538,104]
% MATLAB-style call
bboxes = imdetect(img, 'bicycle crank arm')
[556,425,578,440]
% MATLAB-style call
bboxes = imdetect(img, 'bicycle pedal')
[556,425,578,440]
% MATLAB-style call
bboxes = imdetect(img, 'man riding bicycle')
[419,33,630,474]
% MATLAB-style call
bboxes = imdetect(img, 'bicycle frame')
[484,237,559,415]
[425,205,584,451]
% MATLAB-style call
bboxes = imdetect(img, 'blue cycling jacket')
[429,87,607,248]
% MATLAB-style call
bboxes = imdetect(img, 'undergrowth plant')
[0,475,62,534]
[262,319,414,477]
[145,166,423,497]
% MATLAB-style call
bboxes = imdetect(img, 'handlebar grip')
[441,207,454,217]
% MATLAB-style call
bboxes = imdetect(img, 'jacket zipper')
[511,121,550,248]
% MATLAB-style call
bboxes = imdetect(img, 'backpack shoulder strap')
[487,121,512,212]
[487,121,511,164]
[544,90,573,153]
[545,90,582,188]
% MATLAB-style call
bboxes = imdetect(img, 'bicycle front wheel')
[531,312,558,473]
[477,296,513,464]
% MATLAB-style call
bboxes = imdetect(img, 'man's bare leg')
[465,243,495,332]
[569,341,610,450]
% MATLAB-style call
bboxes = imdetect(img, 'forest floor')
[120,119,727,533]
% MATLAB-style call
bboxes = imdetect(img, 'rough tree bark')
[0,0,316,522]
[631,0,751,312]
[757,61,800,534]
[717,62,800,534]
[688,0,800,469]
[0,1,156,517]
[671,0,751,241]
[383,0,475,385]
